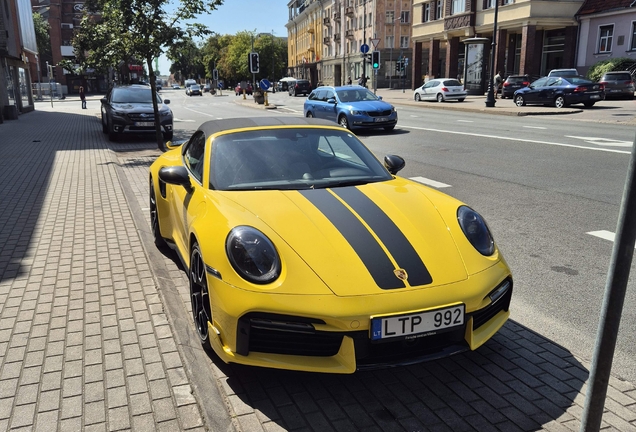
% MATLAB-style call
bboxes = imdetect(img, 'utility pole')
[362,0,366,85]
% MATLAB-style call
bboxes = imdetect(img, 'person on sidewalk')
[79,86,86,109]
[493,72,503,99]
[347,76,352,85]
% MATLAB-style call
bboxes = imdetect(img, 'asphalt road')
[163,88,636,384]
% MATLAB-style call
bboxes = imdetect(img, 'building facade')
[1,0,37,121]
[576,0,636,76]
[411,0,583,92]
[287,0,414,89]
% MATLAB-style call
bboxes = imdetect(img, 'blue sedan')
[304,86,398,131]
[513,76,604,108]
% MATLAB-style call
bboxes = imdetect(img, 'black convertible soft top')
[197,117,336,138]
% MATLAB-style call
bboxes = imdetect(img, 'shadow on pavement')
[213,320,586,431]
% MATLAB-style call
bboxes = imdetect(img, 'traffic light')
[395,60,402,73]
[213,69,218,80]
[372,51,380,70]
[249,52,260,74]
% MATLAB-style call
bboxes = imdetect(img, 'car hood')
[220,178,481,296]
[340,100,393,112]
[111,102,169,112]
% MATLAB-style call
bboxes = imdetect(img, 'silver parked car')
[599,71,635,100]
[413,79,466,102]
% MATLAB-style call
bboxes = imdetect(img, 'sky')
[157,0,289,76]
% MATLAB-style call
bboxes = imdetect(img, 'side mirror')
[378,96,383,100]
[159,166,191,190]
[384,155,405,175]
[327,97,336,104]
[163,99,170,104]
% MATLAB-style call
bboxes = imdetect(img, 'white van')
[184,79,197,92]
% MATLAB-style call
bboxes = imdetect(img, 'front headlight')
[226,226,281,284]
[457,206,494,256]
[391,106,397,112]
[350,109,365,115]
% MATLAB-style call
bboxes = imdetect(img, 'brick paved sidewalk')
[2,104,636,432]
[0,104,232,431]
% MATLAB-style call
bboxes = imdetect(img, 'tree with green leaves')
[73,0,224,149]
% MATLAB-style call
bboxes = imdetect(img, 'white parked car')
[414,78,466,102]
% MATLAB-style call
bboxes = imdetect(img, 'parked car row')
[410,69,633,109]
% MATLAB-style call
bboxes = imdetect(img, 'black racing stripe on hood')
[333,187,433,286]
[299,189,405,289]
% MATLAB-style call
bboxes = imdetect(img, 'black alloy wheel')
[149,181,167,249]
[190,242,212,350]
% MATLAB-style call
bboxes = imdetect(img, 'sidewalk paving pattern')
[0,97,635,431]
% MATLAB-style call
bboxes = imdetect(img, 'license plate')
[591,95,600,99]
[370,305,465,341]
[135,122,154,127]
[375,117,388,122]
[611,89,621,92]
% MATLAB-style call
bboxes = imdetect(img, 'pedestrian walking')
[493,71,503,99]
[79,86,86,109]
[347,76,352,85]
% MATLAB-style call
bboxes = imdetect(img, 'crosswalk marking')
[588,230,616,242]
[410,176,452,188]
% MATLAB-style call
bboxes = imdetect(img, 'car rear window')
[603,73,632,81]
[442,80,462,87]
[507,76,528,83]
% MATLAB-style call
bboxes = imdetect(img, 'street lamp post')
[484,0,499,107]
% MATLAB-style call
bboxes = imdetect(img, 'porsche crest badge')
[394,269,408,281]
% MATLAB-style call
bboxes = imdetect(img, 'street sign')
[360,44,369,54]
[260,79,271,91]
[370,38,380,49]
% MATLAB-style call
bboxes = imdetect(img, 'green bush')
[587,57,636,81]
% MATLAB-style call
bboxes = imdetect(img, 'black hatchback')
[289,79,312,96]
[501,75,530,99]
[599,71,635,100]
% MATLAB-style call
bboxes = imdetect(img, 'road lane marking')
[565,136,633,147]
[588,230,616,242]
[401,125,631,155]
[457,120,474,123]
[523,126,547,129]
[410,176,452,188]
[174,118,196,122]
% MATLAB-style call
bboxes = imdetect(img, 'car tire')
[436,93,444,103]
[583,101,595,108]
[189,241,212,351]
[101,113,108,134]
[458,98,465,102]
[384,125,395,131]
[338,114,350,130]
[306,112,313,118]
[163,131,173,141]
[149,180,167,249]
[414,93,421,101]
[514,95,526,107]
[108,122,119,142]
[554,96,566,108]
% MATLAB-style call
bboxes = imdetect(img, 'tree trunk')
[146,57,166,152]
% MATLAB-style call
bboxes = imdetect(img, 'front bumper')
[206,261,512,374]
[351,113,398,129]
[111,115,173,135]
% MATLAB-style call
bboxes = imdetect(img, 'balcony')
[323,36,331,44]
[334,11,341,20]
[334,33,341,41]
[345,29,354,38]
[323,17,331,25]
[345,6,354,15]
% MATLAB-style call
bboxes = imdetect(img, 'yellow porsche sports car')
[149,117,512,374]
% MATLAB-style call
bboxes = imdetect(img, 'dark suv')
[100,85,173,142]
[289,79,312,96]
[501,75,530,99]
[599,71,635,100]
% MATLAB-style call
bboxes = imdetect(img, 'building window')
[386,35,394,48]
[451,0,465,14]
[400,11,409,23]
[368,13,372,26]
[423,3,430,22]
[436,0,443,19]
[503,0,513,4]
[599,25,613,53]
[484,0,494,8]
[631,22,636,50]
[386,10,394,24]
[400,36,409,48]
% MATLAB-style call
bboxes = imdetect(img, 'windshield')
[336,88,380,103]
[211,128,392,191]
[111,88,162,104]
